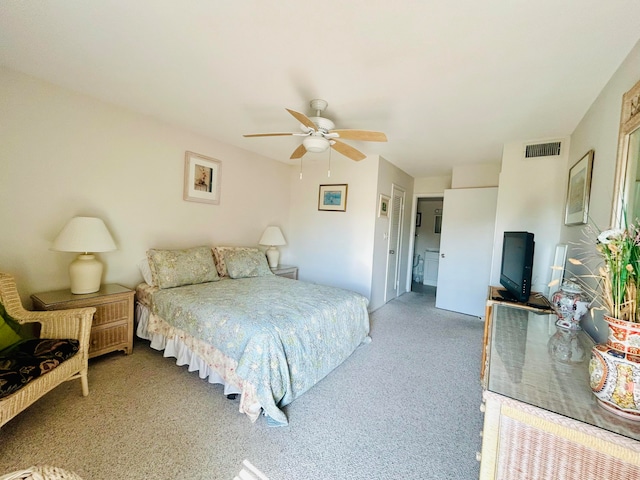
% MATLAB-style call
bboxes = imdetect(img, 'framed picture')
[434,214,442,234]
[184,151,221,204]
[415,212,422,227]
[378,194,390,218]
[565,150,594,225]
[318,184,348,211]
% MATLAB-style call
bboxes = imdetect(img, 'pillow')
[137,258,155,286]
[212,246,261,277]
[0,304,23,352]
[225,249,274,279]
[146,246,220,289]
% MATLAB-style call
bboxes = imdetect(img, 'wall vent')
[523,141,562,159]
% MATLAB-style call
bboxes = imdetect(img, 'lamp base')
[265,247,280,268]
[69,254,103,294]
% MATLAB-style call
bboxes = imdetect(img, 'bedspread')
[148,275,370,426]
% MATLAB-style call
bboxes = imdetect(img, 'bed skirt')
[135,302,263,422]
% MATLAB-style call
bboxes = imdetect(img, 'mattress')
[135,276,370,425]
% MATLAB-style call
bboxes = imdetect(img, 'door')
[435,187,498,317]
[386,185,405,302]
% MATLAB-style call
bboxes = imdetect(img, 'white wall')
[287,154,378,299]
[489,138,570,295]
[369,157,414,311]
[414,175,452,195]
[0,67,292,304]
[452,162,501,189]
[561,39,640,342]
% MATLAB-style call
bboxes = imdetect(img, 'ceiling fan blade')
[329,129,387,142]
[331,140,366,161]
[243,133,294,137]
[286,109,317,130]
[290,143,307,159]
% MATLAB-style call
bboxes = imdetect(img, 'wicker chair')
[0,273,94,428]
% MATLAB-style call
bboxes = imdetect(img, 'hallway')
[411,281,436,296]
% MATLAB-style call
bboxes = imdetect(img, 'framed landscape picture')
[318,184,348,212]
[184,151,222,204]
[564,150,594,225]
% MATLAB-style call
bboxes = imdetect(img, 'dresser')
[31,284,134,359]
[479,300,640,478]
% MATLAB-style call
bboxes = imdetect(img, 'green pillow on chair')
[0,303,23,352]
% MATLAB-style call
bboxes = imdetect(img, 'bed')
[135,245,370,426]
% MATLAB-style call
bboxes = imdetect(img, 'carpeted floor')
[0,291,484,480]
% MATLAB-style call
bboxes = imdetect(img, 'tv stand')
[496,289,518,302]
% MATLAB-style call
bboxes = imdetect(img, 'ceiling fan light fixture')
[303,136,329,153]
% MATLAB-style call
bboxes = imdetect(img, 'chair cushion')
[0,303,23,352]
[0,338,80,399]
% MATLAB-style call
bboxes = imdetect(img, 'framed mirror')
[612,78,640,227]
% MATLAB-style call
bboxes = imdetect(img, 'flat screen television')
[499,231,535,303]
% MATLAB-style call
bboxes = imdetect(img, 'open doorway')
[411,196,444,295]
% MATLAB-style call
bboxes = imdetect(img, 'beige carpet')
[0,291,484,479]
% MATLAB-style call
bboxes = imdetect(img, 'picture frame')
[184,151,222,205]
[415,212,422,227]
[434,214,442,234]
[318,184,348,212]
[378,194,390,218]
[564,150,594,225]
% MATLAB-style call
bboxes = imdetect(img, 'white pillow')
[137,258,155,286]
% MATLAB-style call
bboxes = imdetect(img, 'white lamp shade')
[52,217,117,253]
[52,217,116,294]
[259,226,286,247]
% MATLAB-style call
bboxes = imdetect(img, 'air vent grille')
[524,141,562,158]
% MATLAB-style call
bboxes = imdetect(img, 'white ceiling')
[2,1,640,177]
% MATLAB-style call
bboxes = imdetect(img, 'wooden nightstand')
[270,265,298,280]
[31,284,134,358]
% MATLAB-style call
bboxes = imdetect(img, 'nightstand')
[270,265,298,280]
[31,284,134,358]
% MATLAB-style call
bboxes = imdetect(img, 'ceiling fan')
[243,99,387,161]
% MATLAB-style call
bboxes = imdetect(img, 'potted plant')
[572,221,640,420]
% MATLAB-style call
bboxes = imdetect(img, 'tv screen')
[499,232,534,303]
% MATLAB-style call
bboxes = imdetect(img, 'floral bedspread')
[149,276,370,426]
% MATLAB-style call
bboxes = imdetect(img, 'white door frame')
[405,193,444,292]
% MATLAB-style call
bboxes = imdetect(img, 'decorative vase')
[551,281,589,330]
[602,315,640,354]
[589,315,640,420]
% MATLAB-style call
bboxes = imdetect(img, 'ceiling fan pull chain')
[327,148,332,178]
[299,157,303,180]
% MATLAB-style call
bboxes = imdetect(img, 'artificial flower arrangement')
[553,218,640,324]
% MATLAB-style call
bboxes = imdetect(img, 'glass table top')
[488,303,640,441]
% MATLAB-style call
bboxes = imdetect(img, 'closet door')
[385,185,405,302]
[435,187,498,317]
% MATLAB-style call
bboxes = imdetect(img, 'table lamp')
[259,226,286,268]
[52,216,117,294]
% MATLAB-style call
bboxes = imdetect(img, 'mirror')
[612,78,640,227]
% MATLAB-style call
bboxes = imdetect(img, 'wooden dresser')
[479,299,640,478]
[31,284,134,358]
